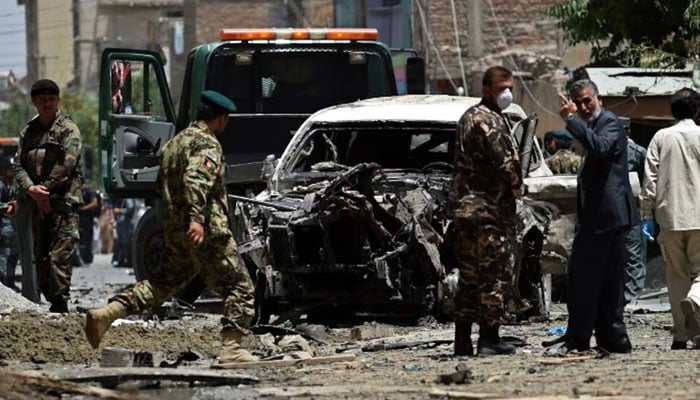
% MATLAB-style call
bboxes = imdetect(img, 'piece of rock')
[350,323,395,341]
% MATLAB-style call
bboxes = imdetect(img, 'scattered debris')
[438,362,472,385]
[547,326,566,336]
[212,354,356,369]
[350,323,396,341]
[100,347,155,368]
[428,388,498,399]
[336,338,453,353]
[253,324,326,344]
[537,355,596,365]
[47,367,259,388]
[158,350,201,368]
[403,363,425,371]
[295,323,329,343]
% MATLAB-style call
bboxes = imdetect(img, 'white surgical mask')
[497,88,513,110]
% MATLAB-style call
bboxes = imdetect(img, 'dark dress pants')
[566,226,629,349]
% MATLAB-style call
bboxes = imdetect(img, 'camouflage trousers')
[32,209,80,303]
[110,231,255,333]
[0,217,18,288]
[452,216,514,326]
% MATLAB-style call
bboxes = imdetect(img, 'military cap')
[201,90,237,113]
[552,130,574,140]
[618,116,631,129]
[30,79,60,97]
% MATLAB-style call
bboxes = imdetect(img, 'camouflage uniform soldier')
[0,159,19,291]
[546,149,581,175]
[449,66,523,356]
[86,90,257,364]
[13,79,82,313]
[545,130,581,175]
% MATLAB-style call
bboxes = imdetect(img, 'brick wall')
[418,0,565,81]
[196,0,335,43]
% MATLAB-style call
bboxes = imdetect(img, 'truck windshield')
[206,45,394,114]
[289,126,455,172]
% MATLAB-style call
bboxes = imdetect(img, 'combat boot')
[216,329,258,364]
[84,302,127,349]
[49,297,69,313]
[477,324,515,356]
[454,320,473,356]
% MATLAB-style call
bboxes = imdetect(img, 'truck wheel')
[132,207,205,304]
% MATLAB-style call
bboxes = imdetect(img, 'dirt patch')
[0,312,220,364]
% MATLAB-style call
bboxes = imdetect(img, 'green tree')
[548,0,700,67]
[0,86,34,137]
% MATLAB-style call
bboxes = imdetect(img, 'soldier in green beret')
[86,90,257,364]
[545,130,582,175]
[13,78,83,313]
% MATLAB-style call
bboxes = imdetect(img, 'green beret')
[552,130,574,140]
[201,90,236,113]
[30,79,59,97]
[618,116,630,129]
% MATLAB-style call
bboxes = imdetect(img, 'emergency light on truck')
[219,28,379,41]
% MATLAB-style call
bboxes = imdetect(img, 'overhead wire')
[414,0,459,92]
[449,0,468,93]
[485,0,560,117]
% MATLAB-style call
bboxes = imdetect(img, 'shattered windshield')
[289,126,454,173]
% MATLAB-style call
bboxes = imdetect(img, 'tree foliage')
[548,0,700,67]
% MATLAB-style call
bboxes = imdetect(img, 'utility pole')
[72,0,82,90]
[183,0,196,52]
[466,0,483,58]
[24,0,39,84]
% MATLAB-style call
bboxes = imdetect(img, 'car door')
[98,48,176,199]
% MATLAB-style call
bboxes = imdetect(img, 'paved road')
[70,253,137,312]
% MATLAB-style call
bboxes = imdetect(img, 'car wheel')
[132,207,205,304]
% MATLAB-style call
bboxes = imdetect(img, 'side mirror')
[406,56,426,94]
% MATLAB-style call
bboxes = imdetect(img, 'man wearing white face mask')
[550,79,639,355]
[449,66,523,356]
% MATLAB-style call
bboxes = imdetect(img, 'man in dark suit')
[553,79,639,354]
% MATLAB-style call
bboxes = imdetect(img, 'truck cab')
[97,27,425,285]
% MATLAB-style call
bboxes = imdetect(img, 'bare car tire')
[132,207,205,305]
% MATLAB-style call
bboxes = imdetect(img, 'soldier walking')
[13,79,83,313]
[449,66,523,356]
[85,90,257,364]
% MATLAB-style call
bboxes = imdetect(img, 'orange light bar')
[220,29,276,41]
[325,28,378,40]
[219,28,379,41]
[0,137,18,145]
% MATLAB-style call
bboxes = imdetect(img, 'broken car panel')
[233,95,577,322]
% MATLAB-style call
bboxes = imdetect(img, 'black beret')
[201,90,236,113]
[30,79,59,97]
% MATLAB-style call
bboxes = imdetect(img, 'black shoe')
[49,299,69,313]
[454,320,473,356]
[598,336,632,354]
[477,324,515,356]
[671,340,688,350]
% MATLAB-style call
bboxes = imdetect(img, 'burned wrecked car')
[234,95,566,322]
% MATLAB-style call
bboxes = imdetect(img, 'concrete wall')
[36,0,74,87]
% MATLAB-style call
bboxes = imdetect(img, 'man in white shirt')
[641,88,700,350]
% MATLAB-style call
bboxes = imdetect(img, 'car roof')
[306,95,527,124]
